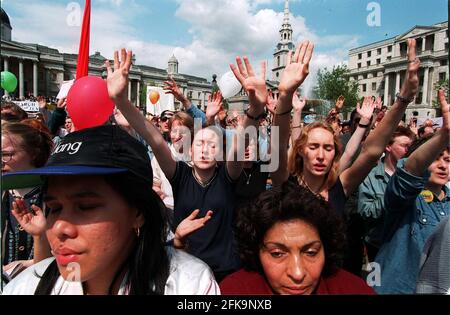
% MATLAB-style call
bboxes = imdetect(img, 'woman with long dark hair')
[2,125,218,295]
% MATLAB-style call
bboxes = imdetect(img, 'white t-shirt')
[2,248,219,295]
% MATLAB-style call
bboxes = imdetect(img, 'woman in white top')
[1,123,218,295]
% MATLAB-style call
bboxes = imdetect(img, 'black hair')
[34,172,170,295]
[236,181,346,278]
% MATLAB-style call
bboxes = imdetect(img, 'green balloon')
[1,71,18,93]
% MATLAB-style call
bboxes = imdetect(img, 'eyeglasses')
[160,117,171,123]
[1,151,20,163]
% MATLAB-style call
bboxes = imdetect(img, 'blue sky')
[1,0,447,87]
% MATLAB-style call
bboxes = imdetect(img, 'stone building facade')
[0,8,212,112]
[348,21,448,120]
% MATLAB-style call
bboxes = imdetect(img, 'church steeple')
[280,0,293,41]
[272,0,295,81]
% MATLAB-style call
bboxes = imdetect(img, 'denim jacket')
[358,158,391,248]
[375,158,450,294]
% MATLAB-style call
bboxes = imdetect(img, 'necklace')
[192,169,217,188]
[298,176,325,198]
[242,166,254,185]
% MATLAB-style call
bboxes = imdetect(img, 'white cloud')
[5,0,358,88]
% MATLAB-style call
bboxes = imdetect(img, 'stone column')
[19,59,24,99]
[384,73,390,105]
[422,37,426,52]
[3,57,9,96]
[128,80,132,101]
[395,71,401,95]
[33,61,38,96]
[136,81,140,108]
[422,67,429,104]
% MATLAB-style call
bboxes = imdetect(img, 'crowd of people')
[1,38,449,295]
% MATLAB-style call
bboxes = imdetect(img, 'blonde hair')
[288,121,343,190]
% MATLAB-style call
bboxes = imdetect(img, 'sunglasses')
[160,116,171,123]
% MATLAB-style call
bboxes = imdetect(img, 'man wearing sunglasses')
[159,110,175,143]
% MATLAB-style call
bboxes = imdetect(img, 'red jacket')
[220,268,375,295]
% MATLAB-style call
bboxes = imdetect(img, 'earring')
[135,227,140,238]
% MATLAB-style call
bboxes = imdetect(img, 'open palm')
[11,199,46,237]
[230,57,267,110]
[206,91,223,119]
[279,41,314,94]
[357,96,376,121]
[105,49,133,102]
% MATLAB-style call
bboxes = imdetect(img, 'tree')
[432,78,449,109]
[313,65,360,113]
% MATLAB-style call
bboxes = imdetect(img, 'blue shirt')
[375,158,450,294]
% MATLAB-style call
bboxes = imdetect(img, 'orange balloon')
[149,91,160,105]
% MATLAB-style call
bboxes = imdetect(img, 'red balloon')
[67,76,115,130]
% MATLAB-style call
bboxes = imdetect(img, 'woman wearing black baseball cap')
[2,124,219,295]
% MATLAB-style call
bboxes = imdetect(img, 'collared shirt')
[375,158,450,294]
[2,248,220,295]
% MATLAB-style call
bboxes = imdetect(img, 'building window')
[276,72,279,78]
[362,84,367,92]
[377,48,382,55]
[441,59,448,66]
[439,72,447,81]
[188,91,193,99]
[367,61,371,67]
[363,73,367,79]
[357,63,361,69]
[358,53,362,59]
[388,45,392,53]
[376,58,381,65]
[400,42,408,57]
[198,92,201,99]
[372,82,377,91]
[277,56,280,67]
[367,51,372,58]
[445,42,449,52]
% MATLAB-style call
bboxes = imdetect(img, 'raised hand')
[335,95,345,111]
[278,40,314,94]
[37,96,46,109]
[163,77,187,103]
[174,209,213,249]
[57,97,67,109]
[357,96,377,124]
[408,117,418,136]
[266,91,278,114]
[230,57,267,112]
[292,92,307,113]
[206,91,223,120]
[105,48,133,103]
[374,96,383,111]
[11,199,46,237]
[438,90,449,134]
[399,39,420,102]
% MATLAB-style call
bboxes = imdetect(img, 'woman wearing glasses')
[1,121,53,278]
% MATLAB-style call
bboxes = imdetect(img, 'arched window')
[284,33,287,40]
[277,56,281,67]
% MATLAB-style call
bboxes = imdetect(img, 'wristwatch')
[245,109,267,121]
[396,93,415,104]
